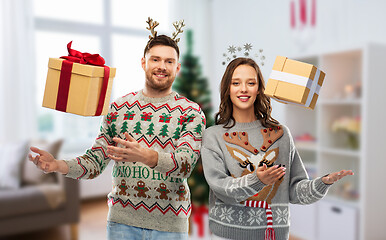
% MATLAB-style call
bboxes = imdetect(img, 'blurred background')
[1,0,386,239]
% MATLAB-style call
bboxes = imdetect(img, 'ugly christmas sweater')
[65,91,206,233]
[201,120,331,240]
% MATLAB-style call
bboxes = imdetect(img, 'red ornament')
[277,126,281,130]
[269,128,273,131]
[254,149,258,153]
[268,140,272,144]
[242,132,246,136]
[225,132,229,136]
[244,141,248,145]
[262,146,266,149]
[264,129,267,133]
[233,132,236,136]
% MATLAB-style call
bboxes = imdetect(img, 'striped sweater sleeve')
[64,105,114,180]
[288,133,331,204]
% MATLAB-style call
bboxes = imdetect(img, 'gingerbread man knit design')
[178,157,191,177]
[133,180,150,198]
[175,185,188,201]
[118,179,130,196]
[155,183,171,200]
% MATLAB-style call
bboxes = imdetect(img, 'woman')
[201,58,353,240]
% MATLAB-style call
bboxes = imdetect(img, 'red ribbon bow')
[56,41,110,116]
[142,112,152,117]
[61,41,105,66]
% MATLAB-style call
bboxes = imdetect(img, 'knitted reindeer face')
[225,145,279,177]
[223,127,284,204]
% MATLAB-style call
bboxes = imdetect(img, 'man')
[29,25,206,239]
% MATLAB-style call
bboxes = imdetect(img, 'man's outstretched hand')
[29,147,69,174]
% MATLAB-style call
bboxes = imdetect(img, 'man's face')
[141,45,180,92]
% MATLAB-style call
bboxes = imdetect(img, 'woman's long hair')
[214,58,279,128]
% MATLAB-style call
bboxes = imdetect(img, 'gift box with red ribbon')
[42,41,116,116]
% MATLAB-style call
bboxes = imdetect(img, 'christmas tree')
[146,123,155,136]
[107,124,117,138]
[159,124,169,138]
[133,122,142,135]
[173,29,214,207]
[120,121,129,134]
[172,127,181,140]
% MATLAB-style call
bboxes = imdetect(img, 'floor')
[1,197,304,240]
[0,197,109,240]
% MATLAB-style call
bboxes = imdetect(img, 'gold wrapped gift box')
[265,56,325,110]
[42,58,116,116]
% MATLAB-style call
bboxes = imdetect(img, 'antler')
[171,20,185,43]
[260,126,284,151]
[146,17,159,40]
[223,132,258,154]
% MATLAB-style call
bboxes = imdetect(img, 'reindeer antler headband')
[171,20,185,43]
[146,17,185,43]
[146,17,159,40]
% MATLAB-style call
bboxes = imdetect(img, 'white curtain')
[0,0,36,142]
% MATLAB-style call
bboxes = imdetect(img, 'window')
[34,0,104,24]
[33,0,170,152]
[111,0,169,31]
[111,35,146,98]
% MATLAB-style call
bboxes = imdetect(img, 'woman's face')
[230,64,259,118]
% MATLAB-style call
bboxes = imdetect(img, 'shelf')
[286,44,386,240]
[323,195,359,209]
[320,147,360,157]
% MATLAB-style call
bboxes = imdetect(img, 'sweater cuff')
[64,159,84,179]
[153,152,175,176]
[247,172,267,193]
[314,176,331,195]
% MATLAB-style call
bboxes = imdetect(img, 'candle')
[300,0,307,25]
[290,0,296,28]
[311,0,316,26]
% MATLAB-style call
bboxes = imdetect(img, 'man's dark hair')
[143,35,180,58]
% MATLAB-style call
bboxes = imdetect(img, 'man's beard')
[145,70,175,92]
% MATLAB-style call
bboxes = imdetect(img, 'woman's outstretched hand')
[321,170,354,185]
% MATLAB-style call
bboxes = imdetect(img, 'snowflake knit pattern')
[201,120,331,240]
[64,91,206,233]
